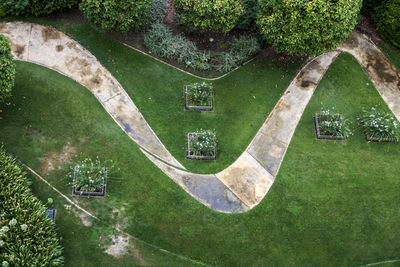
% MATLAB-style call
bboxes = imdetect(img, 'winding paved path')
[2,22,399,213]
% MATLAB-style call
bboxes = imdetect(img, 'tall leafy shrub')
[236,0,259,30]
[0,34,15,103]
[257,0,362,56]
[1,0,78,16]
[174,0,243,32]
[0,148,64,266]
[372,0,400,49]
[80,0,151,33]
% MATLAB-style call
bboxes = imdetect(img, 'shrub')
[144,23,211,71]
[146,0,168,26]
[358,106,400,142]
[361,0,381,15]
[257,0,362,56]
[186,82,213,106]
[1,0,78,16]
[0,34,15,103]
[188,129,217,157]
[372,0,400,49]
[236,0,259,30]
[80,0,151,33]
[174,0,243,32]
[317,107,352,138]
[0,148,64,266]
[216,35,259,72]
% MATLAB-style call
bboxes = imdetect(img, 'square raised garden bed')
[359,107,400,143]
[72,165,107,197]
[314,113,347,141]
[186,130,217,160]
[184,82,213,111]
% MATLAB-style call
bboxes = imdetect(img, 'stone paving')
[2,22,400,213]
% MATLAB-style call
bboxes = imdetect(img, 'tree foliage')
[257,0,362,56]
[174,0,243,32]
[0,0,78,16]
[372,0,400,49]
[0,148,64,266]
[80,0,151,33]
[0,34,15,103]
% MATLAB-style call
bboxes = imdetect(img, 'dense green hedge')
[361,0,381,14]
[0,0,78,16]
[0,34,15,103]
[0,148,64,266]
[236,0,258,30]
[257,0,362,56]
[174,0,242,32]
[80,0,151,33]
[372,0,400,49]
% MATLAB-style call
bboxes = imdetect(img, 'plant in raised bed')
[187,129,217,160]
[358,106,400,142]
[185,82,213,111]
[68,156,114,197]
[315,107,352,140]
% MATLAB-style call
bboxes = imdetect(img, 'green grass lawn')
[1,43,399,266]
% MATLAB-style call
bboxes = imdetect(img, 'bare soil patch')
[40,143,77,175]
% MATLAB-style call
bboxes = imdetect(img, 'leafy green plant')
[146,0,168,26]
[257,0,362,56]
[80,0,151,33]
[68,156,115,193]
[188,129,217,157]
[0,148,64,266]
[317,107,353,138]
[372,0,400,49]
[358,106,400,142]
[174,0,242,32]
[1,0,77,16]
[0,34,15,103]
[144,23,211,71]
[186,82,213,106]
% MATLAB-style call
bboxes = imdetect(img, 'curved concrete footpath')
[2,22,399,213]
[0,21,185,170]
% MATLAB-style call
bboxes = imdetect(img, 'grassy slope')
[1,52,399,266]
[379,43,400,70]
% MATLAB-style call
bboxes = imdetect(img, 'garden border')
[314,114,347,141]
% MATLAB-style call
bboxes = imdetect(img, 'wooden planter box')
[365,134,397,143]
[184,85,213,111]
[72,166,107,198]
[186,132,217,160]
[314,114,346,141]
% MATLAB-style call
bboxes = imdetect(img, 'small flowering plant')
[315,107,352,139]
[187,129,217,160]
[185,82,213,110]
[358,106,400,142]
[68,156,114,197]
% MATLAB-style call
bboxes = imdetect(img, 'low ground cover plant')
[316,107,352,138]
[68,156,115,195]
[358,106,400,142]
[145,0,168,26]
[0,148,64,266]
[187,129,217,159]
[185,82,213,108]
[0,34,15,103]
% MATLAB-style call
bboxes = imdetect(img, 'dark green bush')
[1,0,78,16]
[80,0,151,33]
[361,0,381,15]
[174,0,243,32]
[257,0,362,56]
[236,0,259,30]
[372,0,400,49]
[0,34,15,103]
[0,148,64,266]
